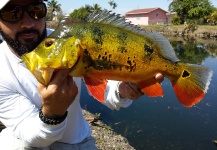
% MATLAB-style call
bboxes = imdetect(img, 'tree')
[168,0,215,24]
[108,0,117,10]
[69,6,90,20]
[69,4,102,20]
[47,0,62,20]
[171,15,181,25]
[207,10,217,25]
[92,4,102,13]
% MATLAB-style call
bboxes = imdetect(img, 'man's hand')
[118,73,164,100]
[38,69,78,118]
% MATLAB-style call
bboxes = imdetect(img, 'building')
[166,12,177,25]
[125,7,168,25]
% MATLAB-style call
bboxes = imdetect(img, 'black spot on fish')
[84,49,89,55]
[102,56,107,60]
[127,60,132,66]
[92,26,104,45]
[118,46,127,53]
[144,44,153,56]
[82,48,124,72]
[117,32,128,53]
[125,57,136,72]
[182,70,190,78]
[118,32,128,43]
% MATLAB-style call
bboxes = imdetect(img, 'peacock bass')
[22,11,213,108]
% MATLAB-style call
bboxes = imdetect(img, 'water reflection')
[80,36,217,150]
[166,36,217,59]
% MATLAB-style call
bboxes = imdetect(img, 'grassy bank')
[140,25,217,38]
[141,25,217,31]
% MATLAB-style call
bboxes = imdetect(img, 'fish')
[22,11,213,108]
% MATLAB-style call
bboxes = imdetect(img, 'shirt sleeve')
[103,80,133,110]
[0,80,67,147]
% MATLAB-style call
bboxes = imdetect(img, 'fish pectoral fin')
[136,79,164,97]
[83,76,108,103]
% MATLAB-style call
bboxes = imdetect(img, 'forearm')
[15,111,67,147]
[0,92,66,147]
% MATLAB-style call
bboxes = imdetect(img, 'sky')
[53,0,217,16]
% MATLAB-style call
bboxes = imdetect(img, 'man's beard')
[0,27,47,56]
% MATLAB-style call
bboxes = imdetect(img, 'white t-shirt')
[0,29,132,148]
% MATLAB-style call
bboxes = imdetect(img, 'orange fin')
[137,79,164,97]
[173,83,205,108]
[83,76,107,103]
[171,63,212,108]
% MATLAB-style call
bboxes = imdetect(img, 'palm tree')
[84,4,93,13]
[108,0,117,10]
[92,4,102,13]
[47,0,61,20]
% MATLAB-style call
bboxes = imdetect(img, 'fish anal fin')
[173,82,205,108]
[137,79,164,97]
[83,76,107,103]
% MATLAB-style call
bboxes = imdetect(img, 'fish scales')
[22,11,213,108]
[80,27,157,78]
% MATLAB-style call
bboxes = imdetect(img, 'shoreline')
[140,25,217,39]
[82,109,135,150]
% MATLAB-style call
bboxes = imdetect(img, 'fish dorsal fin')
[60,17,85,25]
[86,10,180,63]
[49,17,85,38]
[141,32,180,62]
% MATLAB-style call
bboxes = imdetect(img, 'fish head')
[22,37,81,86]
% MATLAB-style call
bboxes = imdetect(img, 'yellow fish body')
[22,11,213,107]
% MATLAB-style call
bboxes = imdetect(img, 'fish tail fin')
[171,63,212,107]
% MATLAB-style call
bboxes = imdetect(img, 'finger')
[124,83,141,100]
[155,73,164,83]
[37,82,45,93]
[66,77,78,98]
[66,76,74,87]
[128,82,144,95]
[50,69,71,86]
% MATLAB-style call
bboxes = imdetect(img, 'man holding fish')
[0,0,164,149]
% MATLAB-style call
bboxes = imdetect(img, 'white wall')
[125,17,149,25]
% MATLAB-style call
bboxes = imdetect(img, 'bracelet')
[39,108,68,125]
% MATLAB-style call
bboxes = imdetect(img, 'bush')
[172,15,182,25]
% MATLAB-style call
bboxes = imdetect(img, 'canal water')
[80,36,217,150]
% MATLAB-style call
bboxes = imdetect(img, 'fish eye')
[44,39,55,47]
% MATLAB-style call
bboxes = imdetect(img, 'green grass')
[139,24,217,32]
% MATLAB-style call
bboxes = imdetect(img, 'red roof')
[125,7,168,14]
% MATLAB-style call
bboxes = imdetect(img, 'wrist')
[41,106,66,118]
[39,108,68,125]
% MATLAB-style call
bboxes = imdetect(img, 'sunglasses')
[0,3,47,22]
